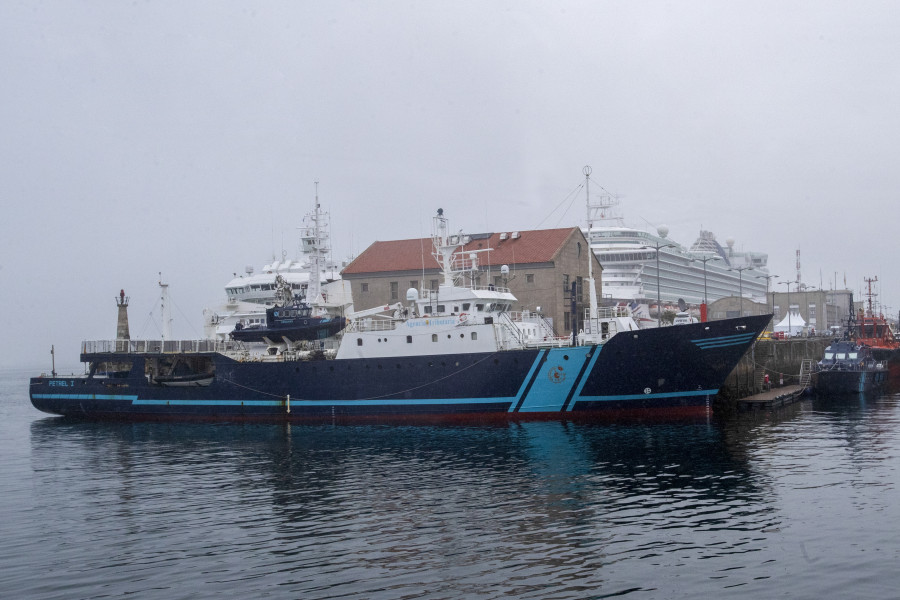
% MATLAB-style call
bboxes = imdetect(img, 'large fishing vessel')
[30,204,770,422]
[584,188,770,317]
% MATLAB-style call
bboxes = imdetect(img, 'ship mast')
[584,166,599,323]
[863,276,879,316]
[158,274,172,342]
[301,181,330,315]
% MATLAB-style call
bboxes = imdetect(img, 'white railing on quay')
[82,339,244,355]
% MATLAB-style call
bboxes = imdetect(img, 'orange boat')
[851,277,900,371]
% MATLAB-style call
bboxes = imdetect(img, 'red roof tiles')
[342,228,580,275]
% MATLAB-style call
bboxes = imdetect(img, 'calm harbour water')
[2,367,899,599]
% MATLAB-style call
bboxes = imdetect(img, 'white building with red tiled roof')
[342,226,602,337]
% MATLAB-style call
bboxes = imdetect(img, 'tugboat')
[850,277,899,365]
[230,274,348,351]
[815,339,888,394]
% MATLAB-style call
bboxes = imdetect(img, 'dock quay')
[717,338,826,408]
[735,384,808,411]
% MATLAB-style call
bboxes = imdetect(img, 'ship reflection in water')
[13,385,894,600]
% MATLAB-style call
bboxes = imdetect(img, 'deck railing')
[82,339,245,355]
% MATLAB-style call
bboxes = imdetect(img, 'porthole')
[563,355,569,360]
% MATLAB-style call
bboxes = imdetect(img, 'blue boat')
[815,339,888,394]
[29,209,769,422]
[229,275,347,347]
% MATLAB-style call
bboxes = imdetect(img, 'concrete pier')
[717,338,827,405]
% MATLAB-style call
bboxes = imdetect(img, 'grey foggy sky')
[2,1,898,369]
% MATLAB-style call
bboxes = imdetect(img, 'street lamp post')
[691,255,721,307]
[641,242,675,326]
[756,274,779,327]
[730,266,752,316]
[778,280,793,336]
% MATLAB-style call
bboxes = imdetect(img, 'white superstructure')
[584,189,769,316]
[335,207,637,360]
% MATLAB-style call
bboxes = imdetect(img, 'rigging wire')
[532,182,583,230]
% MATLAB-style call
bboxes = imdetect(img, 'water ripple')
[3,372,900,598]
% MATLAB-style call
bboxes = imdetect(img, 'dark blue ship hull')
[30,314,770,422]
[815,368,888,394]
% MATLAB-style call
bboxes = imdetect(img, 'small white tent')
[774,311,806,337]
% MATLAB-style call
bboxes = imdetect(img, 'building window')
[430,279,439,290]
[494,275,502,287]
[390,281,399,300]
[409,281,418,292]
[361,283,369,293]
[526,274,534,284]
[564,311,571,330]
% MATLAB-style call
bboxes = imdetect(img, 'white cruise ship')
[584,190,770,317]
[202,198,353,340]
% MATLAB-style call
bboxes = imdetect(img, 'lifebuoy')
[459,313,468,323]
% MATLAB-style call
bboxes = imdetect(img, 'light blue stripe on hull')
[134,397,514,407]
[35,393,517,409]
[33,393,138,401]
[576,389,718,403]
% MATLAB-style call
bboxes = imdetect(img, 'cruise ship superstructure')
[585,189,769,316]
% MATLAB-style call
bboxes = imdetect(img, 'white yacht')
[202,195,353,340]
[584,189,770,319]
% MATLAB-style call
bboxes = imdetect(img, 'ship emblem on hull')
[548,366,566,384]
